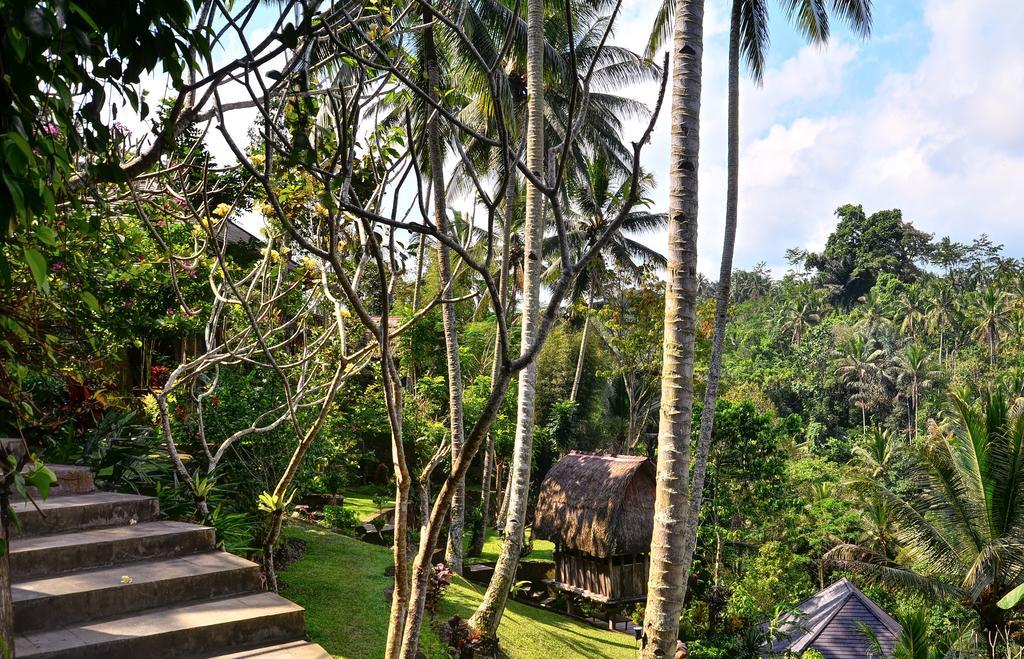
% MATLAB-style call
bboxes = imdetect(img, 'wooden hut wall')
[609,554,649,599]
[555,550,650,601]
[555,551,612,598]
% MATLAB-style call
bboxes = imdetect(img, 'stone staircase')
[4,448,329,658]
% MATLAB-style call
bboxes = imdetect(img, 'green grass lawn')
[340,485,394,521]
[467,528,555,564]
[439,576,637,658]
[280,524,635,658]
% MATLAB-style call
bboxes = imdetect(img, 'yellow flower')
[120,576,133,584]
[260,203,275,216]
[314,204,329,218]
[270,250,281,263]
[251,154,266,168]
[212,203,232,218]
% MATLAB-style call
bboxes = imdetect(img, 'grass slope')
[468,528,555,564]
[340,485,394,521]
[280,524,634,658]
[439,577,637,659]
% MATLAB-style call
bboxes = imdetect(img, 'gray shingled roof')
[763,578,902,658]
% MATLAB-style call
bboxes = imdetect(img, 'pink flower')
[51,261,65,272]
[40,122,59,137]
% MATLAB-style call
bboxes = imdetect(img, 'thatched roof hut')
[533,452,656,604]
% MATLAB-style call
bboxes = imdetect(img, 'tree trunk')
[1,492,14,659]
[496,461,512,528]
[640,0,704,655]
[398,370,514,657]
[261,366,344,591]
[383,352,412,659]
[468,0,545,636]
[477,172,517,553]
[408,236,427,391]
[676,0,742,585]
[420,5,467,575]
[569,297,593,404]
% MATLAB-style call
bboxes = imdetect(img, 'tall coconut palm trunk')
[468,0,545,637]
[420,4,468,575]
[475,174,517,556]
[678,0,742,586]
[641,0,704,655]
[569,290,594,404]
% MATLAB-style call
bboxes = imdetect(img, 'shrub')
[439,614,499,658]
[425,563,453,613]
[322,504,360,531]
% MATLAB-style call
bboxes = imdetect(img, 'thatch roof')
[532,451,655,558]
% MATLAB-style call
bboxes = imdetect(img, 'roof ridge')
[846,581,904,637]
[791,589,852,653]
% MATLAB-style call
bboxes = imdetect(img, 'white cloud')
[621,0,1024,276]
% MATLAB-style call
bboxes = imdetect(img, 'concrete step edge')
[9,521,216,579]
[13,551,263,633]
[15,592,306,659]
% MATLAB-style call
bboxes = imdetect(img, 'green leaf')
[23,247,49,293]
[999,581,1024,609]
[36,224,56,245]
[81,291,101,311]
[24,465,57,500]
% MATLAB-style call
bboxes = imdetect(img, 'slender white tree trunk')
[677,0,742,589]
[641,0,704,655]
[468,0,545,635]
[383,359,412,659]
[420,5,467,575]
[476,174,516,554]
[569,300,593,404]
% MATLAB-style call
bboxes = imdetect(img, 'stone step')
[2,436,27,459]
[8,492,159,538]
[210,641,331,658]
[9,520,216,579]
[15,464,96,500]
[13,551,262,632]
[15,592,307,659]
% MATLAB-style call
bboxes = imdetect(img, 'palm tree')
[549,152,667,402]
[416,2,471,578]
[468,0,547,638]
[640,0,705,653]
[780,287,822,347]
[836,334,884,434]
[860,609,951,659]
[857,288,891,335]
[850,427,898,479]
[649,3,872,636]
[898,285,926,340]
[829,391,1024,656]
[925,281,957,365]
[972,284,1012,365]
[894,343,940,439]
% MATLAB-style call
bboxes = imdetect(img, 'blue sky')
[178,0,1024,279]
[614,0,1024,275]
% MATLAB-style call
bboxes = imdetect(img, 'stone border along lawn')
[279,524,636,658]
